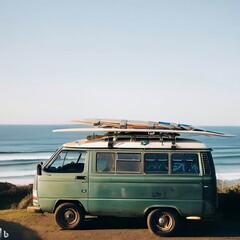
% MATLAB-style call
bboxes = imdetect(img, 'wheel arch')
[53,200,86,213]
[144,206,182,218]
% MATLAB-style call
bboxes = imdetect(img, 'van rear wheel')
[147,209,179,237]
[55,203,85,230]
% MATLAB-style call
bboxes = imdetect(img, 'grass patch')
[0,182,33,210]
[218,183,240,220]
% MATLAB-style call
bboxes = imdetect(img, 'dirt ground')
[0,209,240,240]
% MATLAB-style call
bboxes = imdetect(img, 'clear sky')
[0,0,239,125]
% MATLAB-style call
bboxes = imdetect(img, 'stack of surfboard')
[74,119,193,130]
[53,119,232,137]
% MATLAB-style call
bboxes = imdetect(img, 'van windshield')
[45,150,86,173]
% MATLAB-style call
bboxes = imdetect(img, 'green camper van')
[30,121,220,237]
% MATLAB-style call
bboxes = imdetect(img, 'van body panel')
[88,174,203,216]
[202,176,217,216]
[37,171,89,212]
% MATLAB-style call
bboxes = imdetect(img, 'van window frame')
[170,152,201,175]
[144,152,169,174]
[116,153,141,173]
[96,152,116,173]
[95,151,142,174]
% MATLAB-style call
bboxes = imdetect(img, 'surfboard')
[158,121,193,130]
[72,119,155,129]
[53,127,233,137]
[72,119,194,130]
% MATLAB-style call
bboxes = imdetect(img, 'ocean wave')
[212,146,240,150]
[0,150,54,154]
[0,170,35,178]
[213,154,240,159]
[0,152,53,161]
[0,174,35,179]
[216,172,240,181]
[0,159,44,167]
[215,162,240,166]
[213,150,240,156]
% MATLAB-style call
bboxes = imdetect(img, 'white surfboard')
[53,127,233,137]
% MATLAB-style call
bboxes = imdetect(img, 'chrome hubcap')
[64,209,77,224]
[157,214,172,231]
[159,216,167,226]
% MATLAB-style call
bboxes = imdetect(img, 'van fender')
[144,205,182,218]
[53,200,86,214]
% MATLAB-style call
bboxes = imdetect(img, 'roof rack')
[86,132,179,149]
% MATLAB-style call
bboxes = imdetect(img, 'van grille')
[201,153,211,175]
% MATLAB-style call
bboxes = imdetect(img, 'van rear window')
[96,153,141,173]
[171,154,200,174]
[96,153,115,173]
[117,153,141,173]
[144,153,168,174]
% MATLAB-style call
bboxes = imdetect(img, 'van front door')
[38,150,88,212]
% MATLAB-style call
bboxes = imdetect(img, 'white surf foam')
[0,152,52,161]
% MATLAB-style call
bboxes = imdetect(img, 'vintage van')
[31,131,218,237]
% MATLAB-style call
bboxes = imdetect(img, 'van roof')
[63,138,209,150]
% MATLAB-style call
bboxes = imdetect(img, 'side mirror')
[37,164,42,176]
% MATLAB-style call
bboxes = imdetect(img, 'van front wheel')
[147,209,179,237]
[55,203,85,230]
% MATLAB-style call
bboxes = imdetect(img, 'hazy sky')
[0,0,239,125]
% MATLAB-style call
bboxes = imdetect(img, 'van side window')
[144,153,168,174]
[117,153,141,173]
[46,151,86,173]
[171,154,200,174]
[96,153,115,173]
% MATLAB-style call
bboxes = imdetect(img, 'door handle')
[75,176,87,180]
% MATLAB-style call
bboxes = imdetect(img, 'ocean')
[0,125,240,185]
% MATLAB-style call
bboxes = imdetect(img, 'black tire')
[147,209,179,237]
[54,202,85,230]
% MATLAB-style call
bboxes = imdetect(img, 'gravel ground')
[0,210,240,240]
